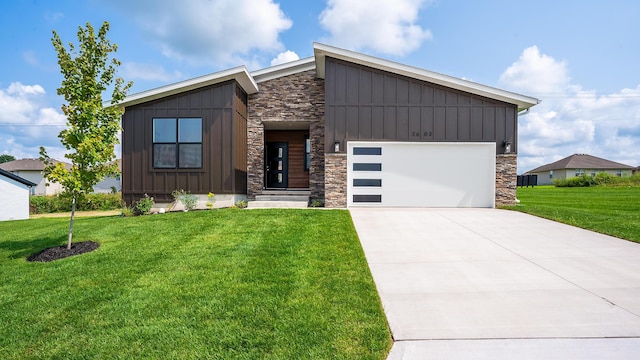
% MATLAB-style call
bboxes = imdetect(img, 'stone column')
[246,124,264,199]
[495,154,517,206]
[324,153,347,208]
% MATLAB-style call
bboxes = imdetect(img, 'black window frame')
[152,118,203,169]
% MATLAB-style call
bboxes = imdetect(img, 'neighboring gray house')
[0,168,36,221]
[525,154,635,185]
[117,43,539,208]
[0,158,68,195]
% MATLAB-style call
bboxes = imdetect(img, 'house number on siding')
[411,131,433,137]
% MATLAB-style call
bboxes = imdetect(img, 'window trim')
[152,117,203,170]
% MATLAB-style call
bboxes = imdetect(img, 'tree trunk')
[67,196,76,250]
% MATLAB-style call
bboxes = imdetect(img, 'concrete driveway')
[350,208,640,359]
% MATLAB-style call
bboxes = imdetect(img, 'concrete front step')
[255,195,310,202]
[247,200,308,209]
[261,190,311,196]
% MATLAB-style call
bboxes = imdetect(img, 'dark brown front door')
[266,142,288,188]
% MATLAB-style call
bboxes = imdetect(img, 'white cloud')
[499,46,569,94]
[499,47,640,172]
[270,50,300,66]
[0,82,67,160]
[319,0,432,56]
[122,62,184,82]
[108,0,292,67]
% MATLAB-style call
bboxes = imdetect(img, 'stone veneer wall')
[246,70,325,200]
[324,153,347,208]
[495,154,517,207]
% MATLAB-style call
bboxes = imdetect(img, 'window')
[616,169,622,177]
[153,118,202,168]
[549,170,553,179]
[575,169,584,176]
[304,136,310,171]
[590,170,596,177]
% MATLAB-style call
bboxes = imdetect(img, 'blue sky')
[1,0,639,173]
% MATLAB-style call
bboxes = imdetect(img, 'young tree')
[0,154,15,164]
[40,21,132,249]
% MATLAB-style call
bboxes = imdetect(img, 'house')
[525,154,636,185]
[0,168,36,221]
[0,158,68,195]
[117,43,539,208]
[93,159,122,193]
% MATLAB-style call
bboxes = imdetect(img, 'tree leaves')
[40,21,132,247]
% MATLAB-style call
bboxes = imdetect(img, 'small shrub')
[171,189,198,211]
[206,192,215,210]
[235,200,248,209]
[120,206,134,217]
[134,194,154,215]
[309,199,324,207]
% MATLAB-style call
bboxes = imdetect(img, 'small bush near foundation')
[134,194,154,215]
[234,200,248,209]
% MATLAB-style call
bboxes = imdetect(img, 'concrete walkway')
[350,208,640,359]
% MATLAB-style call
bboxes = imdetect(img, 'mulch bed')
[27,241,100,262]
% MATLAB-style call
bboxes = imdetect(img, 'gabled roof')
[526,154,636,173]
[0,168,37,187]
[116,43,539,111]
[313,43,540,112]
[0,158,70,171]
[115,66,259,108]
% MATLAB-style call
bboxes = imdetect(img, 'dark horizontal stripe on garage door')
[353,163,382,171]
[353,147,382,155]
[353,194,382,203]
[353,179,382,187]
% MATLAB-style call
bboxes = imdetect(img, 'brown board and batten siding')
[324,57,518,154]
[121,80,248,204]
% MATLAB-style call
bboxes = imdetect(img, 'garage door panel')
[348,142,495,208]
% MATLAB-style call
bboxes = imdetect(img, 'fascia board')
[113,66,259,108]
[314,42,540,111]
[251,57,316,83]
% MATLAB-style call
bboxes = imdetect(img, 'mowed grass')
[506,186,640,243]
[0,209,392,359]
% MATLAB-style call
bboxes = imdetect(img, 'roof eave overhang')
[113,66,259,109]
[313,42,540,112]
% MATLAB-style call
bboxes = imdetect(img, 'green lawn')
[0,209,392,359]
[505,186,640,243]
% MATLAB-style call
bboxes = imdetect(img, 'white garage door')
[347,142,496,207]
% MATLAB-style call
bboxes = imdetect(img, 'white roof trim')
[313,42,540,111]
[251,57,316,83]
[116,66,259,108]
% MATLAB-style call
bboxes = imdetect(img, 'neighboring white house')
[0,158,121,195]
[0,168,36,221]
[525,154,636,185]
[0,158,68,195]
[93,159,122,193]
